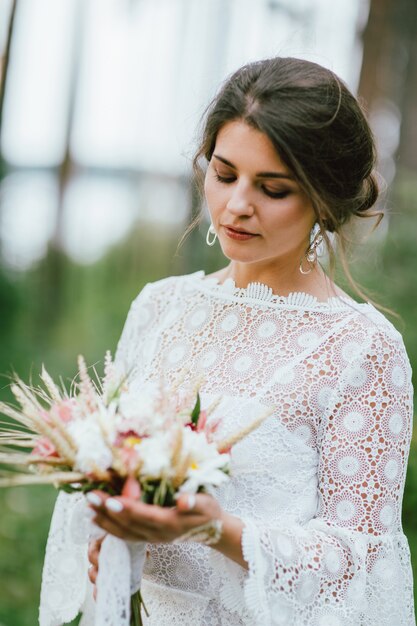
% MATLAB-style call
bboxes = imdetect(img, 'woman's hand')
[86,490,224,543]
[87,485,247,568]
[87,535,105,599]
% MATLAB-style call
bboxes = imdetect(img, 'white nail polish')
[106,499,124,513]
[86,493,102,506]
[188,494,196,510]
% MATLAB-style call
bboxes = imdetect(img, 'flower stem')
[130,589,149,625]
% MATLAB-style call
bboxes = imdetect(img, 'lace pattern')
[39,271,415,625]
[39,492,89,626]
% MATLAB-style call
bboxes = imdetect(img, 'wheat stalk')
[22,410,76,464]
[216,406,276,453]
[0,393,76,462]
[171,452,191,489]
[170,427,183,473]
[11,380,44,416]
[77,355,98,412]
[0,403,33,430]
[0,471,86,488]
[40,366,62,403]
[206,396,222,417]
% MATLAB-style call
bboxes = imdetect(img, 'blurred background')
[0,0,416,623]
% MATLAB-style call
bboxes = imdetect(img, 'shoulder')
[338,301,406,347]
[336,303,413,386]
[129,271,204,309]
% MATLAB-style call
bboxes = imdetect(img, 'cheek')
[267,196,314,231]
[204,176,225,215]
[263,200,314,251]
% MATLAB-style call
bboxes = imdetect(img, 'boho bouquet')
[0,353,272,626]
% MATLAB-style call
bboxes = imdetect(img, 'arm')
[234,327,414,624]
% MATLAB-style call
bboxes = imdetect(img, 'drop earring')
[206,224,217,246]
[299,223,324,275]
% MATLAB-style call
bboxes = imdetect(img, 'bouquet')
[0,353,273,625]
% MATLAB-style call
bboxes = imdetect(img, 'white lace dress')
[39,271,415,626]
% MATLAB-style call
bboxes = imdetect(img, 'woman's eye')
[263,188,290,199]
[214,172,235,183]
[214,171,290,200]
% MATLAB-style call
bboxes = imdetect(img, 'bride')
[40,57,415,625]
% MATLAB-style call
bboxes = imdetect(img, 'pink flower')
[187,411,223,444]
[196,410,207,432]
[202,415,223,444]
[45,399,77,425]
[32,437,58,458]
[56,399,77,423]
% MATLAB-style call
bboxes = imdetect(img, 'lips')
[223,225,257,235]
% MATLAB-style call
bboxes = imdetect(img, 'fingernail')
[106,498,124,513]
[187,494,196,510]
[86,493,102,507]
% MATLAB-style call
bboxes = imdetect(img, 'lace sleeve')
[220,328,415,626]
[39,282,157,626]
[114,283,152,374]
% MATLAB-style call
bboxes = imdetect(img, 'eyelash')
[214,173,290,200]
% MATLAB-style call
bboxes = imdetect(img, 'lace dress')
[39,270,415,626]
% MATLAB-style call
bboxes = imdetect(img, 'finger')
[87,544,99,568]
[86,490,110,510]
[88,564,97,585]
[103,497,170,530]
[92,512,148,542]
[100,498,208,541]
[87,537,104,567]
[176,493,197,513]
[121,476,141,499]
[176,493,213,514]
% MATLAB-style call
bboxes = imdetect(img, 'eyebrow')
[213,154,294,180]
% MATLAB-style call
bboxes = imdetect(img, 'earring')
[299,223,324,275]
[206,224,217,246]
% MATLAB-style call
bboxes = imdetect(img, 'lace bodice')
[40,271,415,626]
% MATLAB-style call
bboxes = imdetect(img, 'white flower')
[135,432,172,478]
[179,455,230,494]
[116,383,167,435]
[118,390,156,421]
[97,400,118,442]
[178,429,230,492]
[68,418,113,474]
[181,429,218,463]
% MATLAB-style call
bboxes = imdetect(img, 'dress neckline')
[189,270,370,312]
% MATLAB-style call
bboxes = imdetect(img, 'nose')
[226,180,255,217]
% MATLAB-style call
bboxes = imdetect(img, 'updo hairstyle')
[190,57,384,304]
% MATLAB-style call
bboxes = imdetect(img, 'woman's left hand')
[87,490,224,543]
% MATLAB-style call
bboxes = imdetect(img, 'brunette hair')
[186,56,388,311]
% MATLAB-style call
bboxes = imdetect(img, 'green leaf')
[190,392,201,427]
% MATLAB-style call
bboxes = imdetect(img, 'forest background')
[0,1,416,624]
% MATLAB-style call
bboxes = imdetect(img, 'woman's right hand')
[87,536,105,599]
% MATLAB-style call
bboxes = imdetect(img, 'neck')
[220,260,336,299]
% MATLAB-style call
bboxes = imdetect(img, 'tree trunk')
[358,0,417,175]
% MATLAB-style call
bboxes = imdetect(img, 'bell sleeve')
[215,326,415,626]
[39,281,159,626]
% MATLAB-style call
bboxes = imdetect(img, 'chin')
[220,247,260,264]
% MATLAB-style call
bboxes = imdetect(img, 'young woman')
[41,57,415,625]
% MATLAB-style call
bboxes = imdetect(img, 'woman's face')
[204,120,316,269]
